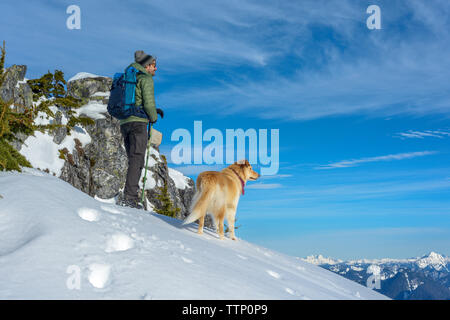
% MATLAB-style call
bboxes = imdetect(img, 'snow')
[416,252,446,270]
[0,170,388,300]
[78,207,101,222]
[68,72,105,82]
[15,78,28,88]
[75,102,108,120]
[92,91,110,97]
[367,265,381,276]
[20,126,92,176]
[88,263,112,289]
[33,106,68,126]
[351,266,363,272]
[139,170,157,190]
[303,254,343,265]
[304,252,449,269]
[105,233,135,253]
[168,167,190,190]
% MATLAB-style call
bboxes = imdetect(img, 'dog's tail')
[183,177,214,225]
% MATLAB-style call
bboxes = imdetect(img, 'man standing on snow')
[119,50,163,209]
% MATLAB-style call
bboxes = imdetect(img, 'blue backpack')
[107,66,149,120]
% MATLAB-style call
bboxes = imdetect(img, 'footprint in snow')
[100,205,123,215]
[266,270,281,279]
[88,263,111,289]
[256,248,272,257]
[168,240,192,253]
[181,256,193,264]
[77,207,100,222]
[105,233,135,253]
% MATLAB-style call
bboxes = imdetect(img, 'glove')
[156,108,164,119]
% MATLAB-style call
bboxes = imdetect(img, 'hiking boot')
[120,197,144,210]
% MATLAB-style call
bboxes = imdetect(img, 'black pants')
[120,121,148,200]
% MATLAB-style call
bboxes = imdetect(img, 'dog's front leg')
[226,205,238,240]
[218,220,225,240]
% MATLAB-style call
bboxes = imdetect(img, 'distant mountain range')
[302,252,450,300]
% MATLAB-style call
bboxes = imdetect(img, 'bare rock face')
[0,64,33,112]
[0,65,33,151]
[67,76,112,103]
[59,112,128,199]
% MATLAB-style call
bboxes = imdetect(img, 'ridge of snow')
[68,72,106,82]
[303,252,449,269]
[302,255,343,265]
[416,252,447,270]
[75,101,108,120]
[0,170,388,300]
[15,78,28,88]
[168,168,190,190]
[91,91,110,97]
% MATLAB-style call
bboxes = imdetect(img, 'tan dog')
[183,160,260,240]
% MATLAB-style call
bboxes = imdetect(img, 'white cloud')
[154,1,450,120]
[259,174,293,180]
[396,130,450,139]
[291,177,450,201]
[316,151,437,170]
[246,183,282,190]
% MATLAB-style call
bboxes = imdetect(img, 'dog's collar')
[230,168,245,195]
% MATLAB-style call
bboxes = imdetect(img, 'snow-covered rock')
[0,170,388,300]
[68,72,105,83]
[416,252,447,271]
[303,254,343,265]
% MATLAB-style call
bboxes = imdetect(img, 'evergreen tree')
[153,180,181,218]
[27,69,94,135]
[0,41,33,171]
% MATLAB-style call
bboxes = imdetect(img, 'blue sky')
[1,0,449,260]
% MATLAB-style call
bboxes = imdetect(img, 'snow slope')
[67,72,105,82]
[0,170,388,300]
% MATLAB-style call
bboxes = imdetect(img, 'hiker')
[119,50,163,209]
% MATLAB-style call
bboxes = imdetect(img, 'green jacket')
[119,62,158,126]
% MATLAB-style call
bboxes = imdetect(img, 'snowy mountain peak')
[305,252,449,268]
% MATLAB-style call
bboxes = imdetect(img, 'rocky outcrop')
[67,76,112,104]
[0,64,33,112]
[0,65,33,150]
[59,112,128,199]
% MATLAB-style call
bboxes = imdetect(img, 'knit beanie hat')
[135,50,156,67]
